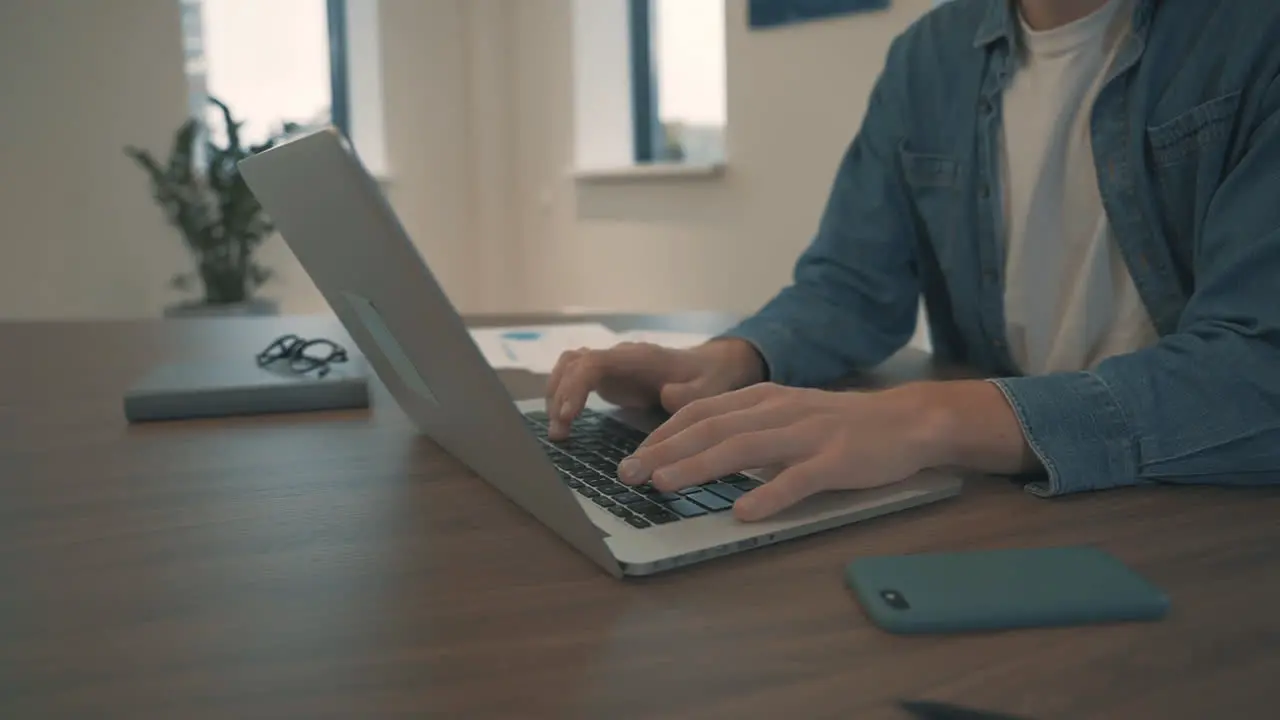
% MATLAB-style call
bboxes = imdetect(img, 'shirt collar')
[972,0,1156,49]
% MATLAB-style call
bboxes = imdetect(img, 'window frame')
[180,0,351,140]
[571,0,727,180]
[325,0,352,138]
[628,0,659,163]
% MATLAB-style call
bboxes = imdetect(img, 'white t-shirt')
[999,0,1158,375]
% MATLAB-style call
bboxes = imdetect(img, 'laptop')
[237,128,963,577]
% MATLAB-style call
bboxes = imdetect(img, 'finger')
[648,427,808,491]
[733,459,828,521]
[658,379,704,413]
[621,403,801,485]
[548,351,602,439]
[545,348,584,417]
[639,382,780,451]
[551,343,669,440]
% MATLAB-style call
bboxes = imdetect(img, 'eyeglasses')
[256,334,349,379]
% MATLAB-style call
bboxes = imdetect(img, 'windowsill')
[572,162,726,183]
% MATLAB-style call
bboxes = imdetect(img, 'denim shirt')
[723,0,1280,496]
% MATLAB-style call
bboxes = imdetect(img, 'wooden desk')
[2,314,1278,719]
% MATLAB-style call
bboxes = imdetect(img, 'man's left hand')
[616,382,948,521]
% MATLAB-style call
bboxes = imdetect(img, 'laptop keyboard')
[522,408,763,529]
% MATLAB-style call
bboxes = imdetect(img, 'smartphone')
[845,545,1170,635]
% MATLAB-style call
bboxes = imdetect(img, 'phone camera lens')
[880,589,910,610]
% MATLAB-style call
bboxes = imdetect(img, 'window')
[179,0,347,148]
[632,0,727,165]
[572,0,726,175]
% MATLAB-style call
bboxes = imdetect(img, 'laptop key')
[565,479,583,490]
[570,458,598,475]
[634,501,679,522]
[583,455,616,473]
[598,484,628,496]
[579,488,600,499]
[665,498,708,518]
[646,509,679,524]
[727,475,763,491]
[591,495,614,509]
[584,475,614,488]
[704,482,744,501]
[635,486,683,503]
[613,492,647,505]
[634,501,667,517]
[684,490,732,512]
[601,415,648,441]
[596,446,628,463]
[625,515,651,528]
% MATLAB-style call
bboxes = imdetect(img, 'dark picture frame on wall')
[748,0,891,29]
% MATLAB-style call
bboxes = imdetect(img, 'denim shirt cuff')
[987,373,1140,497]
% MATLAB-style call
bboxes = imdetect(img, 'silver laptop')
[237,128,962,577]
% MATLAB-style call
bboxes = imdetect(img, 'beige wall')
[0,0,191,319]
[0,0,332,319]
[512,0,934,315]
[381,0,933,316]
[0,0,932,321]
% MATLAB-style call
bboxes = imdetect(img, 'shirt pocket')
[898,144,961,253]
[1145,91,1240,254]
[1146,91,1240,168]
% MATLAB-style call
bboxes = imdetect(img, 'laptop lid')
[237,128,622,577]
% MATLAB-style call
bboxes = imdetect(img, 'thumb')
[659,379,705,413]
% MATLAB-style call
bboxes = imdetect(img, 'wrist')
[885,380,1039,475]
[882,381,961,470]
[696,338,767,390]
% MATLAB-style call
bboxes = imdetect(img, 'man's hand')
[544,338,766,440]
[616,380,1037,521]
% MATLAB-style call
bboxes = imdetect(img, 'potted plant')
[126,96,299,316]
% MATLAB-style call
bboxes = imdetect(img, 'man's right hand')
[544,338,766,440]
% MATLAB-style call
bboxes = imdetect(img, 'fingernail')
[559,401,572,420]
[618,457,640,482]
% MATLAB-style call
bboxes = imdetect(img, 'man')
[545,0,1280,521]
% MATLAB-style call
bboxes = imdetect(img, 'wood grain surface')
[1,314,1277,719]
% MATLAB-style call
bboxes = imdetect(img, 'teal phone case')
[845,546,1170,634]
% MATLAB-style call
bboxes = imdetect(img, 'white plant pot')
[163,297,279,318]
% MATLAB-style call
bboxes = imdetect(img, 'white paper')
[615,329,713,349]
[468,323,620,373]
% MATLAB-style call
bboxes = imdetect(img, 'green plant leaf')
[208,96,241,154]
[128,94,298,301]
